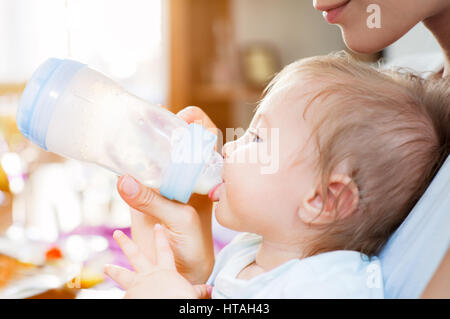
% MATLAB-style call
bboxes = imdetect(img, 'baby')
[105,52,450,298]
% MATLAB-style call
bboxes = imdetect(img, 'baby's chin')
[213,192,237,230]
[215,201,253,234]
[214,204,232,229]
[213,188,226,219]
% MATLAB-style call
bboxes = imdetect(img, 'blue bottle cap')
[160,123,218,203]
[17,58,86,150]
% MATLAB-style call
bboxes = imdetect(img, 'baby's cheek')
[226,160,259,191]
[225,175,251,208]
[223,169,253,207]
[228,172,269,213]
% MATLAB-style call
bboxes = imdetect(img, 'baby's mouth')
[208,182,224,202]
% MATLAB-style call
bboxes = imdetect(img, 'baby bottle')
[16,58,223,203]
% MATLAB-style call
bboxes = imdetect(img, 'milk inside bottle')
[17,58,223,203]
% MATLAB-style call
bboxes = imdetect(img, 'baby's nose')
[222,141,234,159]
[222,143,229,159]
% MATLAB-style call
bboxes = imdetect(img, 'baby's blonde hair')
[265,52,450,257]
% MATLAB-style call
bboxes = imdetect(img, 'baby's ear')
[299,174,359,225]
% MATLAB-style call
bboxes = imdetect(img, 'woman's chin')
[342,34,380,54]
[340,26,409,55]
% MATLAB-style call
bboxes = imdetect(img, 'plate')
[0,236,79,299]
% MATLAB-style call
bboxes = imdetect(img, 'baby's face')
[214,77,322,240]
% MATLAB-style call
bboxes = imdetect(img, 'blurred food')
[0,253,35,288]
[45,246,63,261]
[0,165,9,193]
[0,238,76,298]
[73,266,104,289]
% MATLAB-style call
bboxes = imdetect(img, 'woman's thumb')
[193,284,213,299]
[117,175,186,222]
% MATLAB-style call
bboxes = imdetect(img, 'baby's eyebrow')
[252,112,270,128]
[261,113,270,127]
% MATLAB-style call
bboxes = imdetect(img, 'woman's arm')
[421,248,450,298]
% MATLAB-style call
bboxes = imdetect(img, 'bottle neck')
[159,123,218,203]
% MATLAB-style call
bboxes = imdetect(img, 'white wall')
[230,0,347,129]
[231,0,346,66]
[385,22,441,62]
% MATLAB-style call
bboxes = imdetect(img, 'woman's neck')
[423,2,450,76]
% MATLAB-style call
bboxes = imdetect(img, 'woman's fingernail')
[120,175,140,198]
[154,223,162,231]
[113,230,123,239]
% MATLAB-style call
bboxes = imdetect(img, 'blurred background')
[0,0,441,298]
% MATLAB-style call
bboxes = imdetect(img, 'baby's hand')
[104,224,212,299]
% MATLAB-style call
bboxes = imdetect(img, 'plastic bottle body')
[45,66,182,189]
[17,59,222,202]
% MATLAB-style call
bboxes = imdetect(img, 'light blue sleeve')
[379,156,450,298]
[278,253,384,299]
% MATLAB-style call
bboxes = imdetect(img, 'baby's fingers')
[194,284,213,299]
[154,224,176,269]
[104,264,136,290]
[113,230,153,273]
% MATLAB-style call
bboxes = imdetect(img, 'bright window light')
[0,0,166,102]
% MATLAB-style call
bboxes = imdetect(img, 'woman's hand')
[118,106,218,284]
[104,224,212,299]
[176,106,218,136]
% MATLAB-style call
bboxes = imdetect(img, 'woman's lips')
[208,182,224,202]
[317,0,350,24]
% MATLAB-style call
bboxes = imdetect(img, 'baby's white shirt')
[207,233,384,299]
